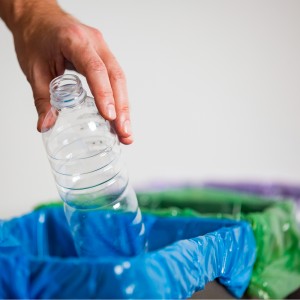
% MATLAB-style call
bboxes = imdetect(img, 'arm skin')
[0,0,133,144]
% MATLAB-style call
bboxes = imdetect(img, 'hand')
[1,0,132,144]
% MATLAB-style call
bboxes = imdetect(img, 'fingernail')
[123,120,132,136]
[107,104,116,120]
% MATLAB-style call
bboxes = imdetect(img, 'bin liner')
[203,181,300,224]
[0,206,255,299]
[137,187,300,299]
[203,182,300,199]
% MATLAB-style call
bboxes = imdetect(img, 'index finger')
[64,46,117,122]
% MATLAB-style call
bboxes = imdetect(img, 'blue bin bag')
[0,206,256,299]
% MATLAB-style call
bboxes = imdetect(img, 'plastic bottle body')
[64,185,145,257]
[42,74,145,257]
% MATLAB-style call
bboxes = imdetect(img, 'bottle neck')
[50,74,87,110]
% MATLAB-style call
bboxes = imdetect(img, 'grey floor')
[191,281,300,299]
[192,282,235,299]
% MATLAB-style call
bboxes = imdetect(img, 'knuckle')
[34,96,47,105]
[119,104,130,114]
[65,24,85,39]
[98,89,114,99]
[86,58,106,73]
[111,68,126,82]
[59,24,88,48]
[34,97,48,112]
[92,28,103,40]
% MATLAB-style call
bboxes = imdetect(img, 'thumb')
[30,72,53,132]
[36,98,52,132]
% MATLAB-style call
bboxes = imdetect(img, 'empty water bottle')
[41,74,145,257]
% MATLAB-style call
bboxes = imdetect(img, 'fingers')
[70,47,133,143]
[65,47,117,121]
[61,26,133,144]
[103,53,133,143]
[30,69,52,132]
[119,135,134,145]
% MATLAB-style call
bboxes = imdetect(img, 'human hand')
[1,0,132,144]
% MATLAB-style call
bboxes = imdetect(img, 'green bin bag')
[137,188,300,299]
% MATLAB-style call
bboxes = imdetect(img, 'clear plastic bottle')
[42,74,145,257]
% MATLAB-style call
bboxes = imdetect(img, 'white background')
[0,0,299,218]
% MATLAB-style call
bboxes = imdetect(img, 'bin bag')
[0,206,256,299]
[137,187,300,299]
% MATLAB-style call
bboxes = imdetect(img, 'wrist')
[0,0,63,34]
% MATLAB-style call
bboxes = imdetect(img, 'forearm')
[0,0,62,33]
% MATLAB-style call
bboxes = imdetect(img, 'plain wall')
[0,0,300,218]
